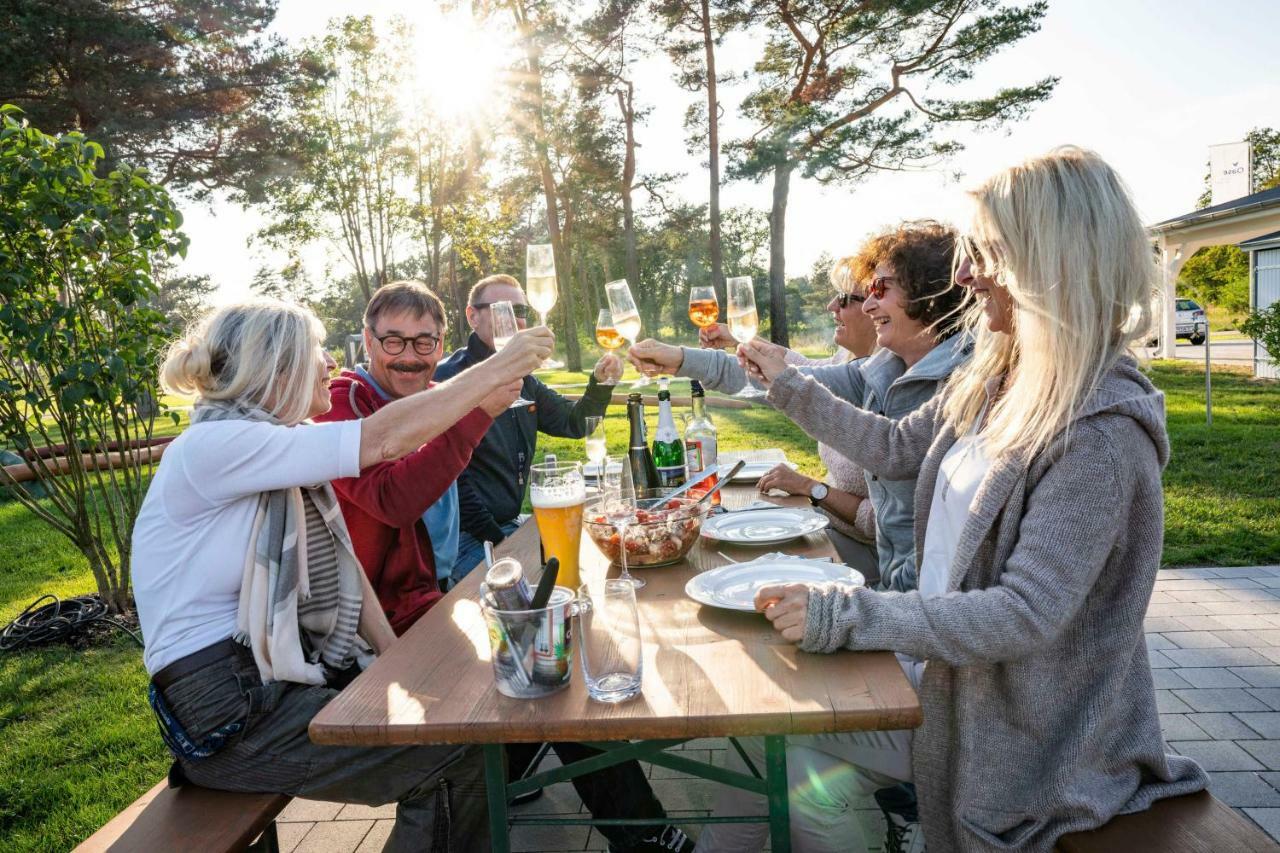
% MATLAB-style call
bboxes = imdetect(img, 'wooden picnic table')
[309,482,922,852]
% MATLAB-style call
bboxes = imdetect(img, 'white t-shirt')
[133,418,363,674]
[897,426,991,688]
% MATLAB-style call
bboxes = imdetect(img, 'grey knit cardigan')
[767,356,1207,852]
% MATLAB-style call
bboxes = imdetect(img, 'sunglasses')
[835,292,866,309]
[868,276,896,300]
[473,301,530,320]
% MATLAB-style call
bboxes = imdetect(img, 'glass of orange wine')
[688,285,719,332]
[596,309,624,352]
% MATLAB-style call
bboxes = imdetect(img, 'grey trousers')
[158,643,489,853]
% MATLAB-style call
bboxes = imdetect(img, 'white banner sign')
[1210,141,1252,206]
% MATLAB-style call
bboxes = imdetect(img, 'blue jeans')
[454,521,521,584]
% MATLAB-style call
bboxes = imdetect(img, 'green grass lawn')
[0,358,1276,851]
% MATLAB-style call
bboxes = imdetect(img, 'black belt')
[152,638,244,692]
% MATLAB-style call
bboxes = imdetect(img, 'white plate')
[700,507,828,545]
[725,460,792,482]
[686,557,864,611]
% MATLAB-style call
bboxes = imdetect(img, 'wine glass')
[602,457,644,589]
[595,309,624,353]
[727,276,765,400]
[688,285,720,333]
[605,279,648,388]
[490,300,535,409]
[584,414,607,479]
[526,243,563,369]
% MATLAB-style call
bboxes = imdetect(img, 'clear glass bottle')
[683,380,719,506]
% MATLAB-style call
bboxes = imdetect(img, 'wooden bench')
[1056,790,1278,852]
[74,780,290,853]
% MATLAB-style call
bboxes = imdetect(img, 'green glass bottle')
[652,383,687,488]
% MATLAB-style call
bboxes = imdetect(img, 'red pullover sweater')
[316,368,492,634]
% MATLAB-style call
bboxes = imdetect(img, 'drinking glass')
[530,461,586,591]
[584,415,607,472]
[490,300,535,408]
[727,276,765,400]
[576,578,643,703]
[595,309,624,353]
[604,279,649,389]
[688,285,719,330]
[602,457,644,589]
[526,243,562,368]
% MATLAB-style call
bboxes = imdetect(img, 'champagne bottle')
[652,383,687,487]
[684,380,720,506]
[626,392,661,492]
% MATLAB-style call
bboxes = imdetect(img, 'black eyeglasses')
[836,292,866,309]
[371,331,440,356]
[473,302,530,320]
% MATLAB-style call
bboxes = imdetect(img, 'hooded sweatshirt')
[315,368,492,634]
[769,356,1207,852]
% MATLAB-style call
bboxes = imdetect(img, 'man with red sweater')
[316,281,521,633]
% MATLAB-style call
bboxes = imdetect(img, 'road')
[1144,339,1255,367]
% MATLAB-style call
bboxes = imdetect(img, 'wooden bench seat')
[74,780,290,853]
[1056,790,1278,852]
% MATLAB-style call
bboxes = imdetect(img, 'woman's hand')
[491,326,554,380]
[737,338,789,387]
[698,323,737,350]
[755,583,811,643]
[627,338,683,377]
[757,464,816,497]
[593,352,624,384]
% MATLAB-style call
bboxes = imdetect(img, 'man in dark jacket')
[435,273,623,581]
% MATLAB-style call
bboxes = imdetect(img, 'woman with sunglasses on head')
[739,147,1207,852]
[629,220,968,592]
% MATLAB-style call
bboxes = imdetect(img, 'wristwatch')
[808,481,829,506]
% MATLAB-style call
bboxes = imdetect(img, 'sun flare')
[401,7,514,126]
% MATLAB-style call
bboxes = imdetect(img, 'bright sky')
[180,0,1280,305]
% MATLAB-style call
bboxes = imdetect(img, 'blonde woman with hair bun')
[736,148,1206,853]
[133,298,550,851]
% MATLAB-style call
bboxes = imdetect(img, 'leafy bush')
[0,105,186,612]
[1239,303,1280,367]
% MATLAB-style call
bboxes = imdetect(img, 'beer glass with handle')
[602,456,644,588]
[490,300,535,408]
[726,276,765,399]
[526,243,562,369]
[604,279,650,389]
[530,461,586,591]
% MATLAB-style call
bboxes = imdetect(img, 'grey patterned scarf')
[192,400,370,685]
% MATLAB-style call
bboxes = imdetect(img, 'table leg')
[483,744,510,853]
[765,735,790,853]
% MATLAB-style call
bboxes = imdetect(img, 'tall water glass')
[526,243,562,368]
[604,279,649,388]
[491,300,534,408]
[577,578,643,703]
[727,276,765,399]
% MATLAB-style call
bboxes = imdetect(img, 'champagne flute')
[526,243,563,369]
[605,279,649,389]
[602,457,644,589]
[595,309,625,353]
[584,414,607,481]
[490,300,535,409]
[688,285,720,331]
[727,276,766,400]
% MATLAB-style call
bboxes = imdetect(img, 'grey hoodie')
[769,356,1207,852]
[679,334,970,591]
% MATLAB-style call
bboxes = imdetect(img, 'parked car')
[1143,298,1208,347]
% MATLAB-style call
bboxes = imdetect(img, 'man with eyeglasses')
[315,280,524,632]
[435,273,624,584]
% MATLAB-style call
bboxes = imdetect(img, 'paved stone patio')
[276,565,1280,851]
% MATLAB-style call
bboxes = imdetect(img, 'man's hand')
[626,338,683,378]
[737,338,789,387]
[754,583,811,644]
[480,379,524,417]
[593,352,623,385]
[490,326,554,381]
[757,463,816,497]
[698,323,737,350]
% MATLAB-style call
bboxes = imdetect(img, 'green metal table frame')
[482,735,792,853]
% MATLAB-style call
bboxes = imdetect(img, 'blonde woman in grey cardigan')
[738,147,1207,852]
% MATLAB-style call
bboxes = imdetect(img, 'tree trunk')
[701,0,725,310]
[768,158,792,347]
[449,248,466,350]
[618,85,642,310]
[559,206,582,372]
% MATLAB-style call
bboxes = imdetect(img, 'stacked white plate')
[686,555,865,611]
